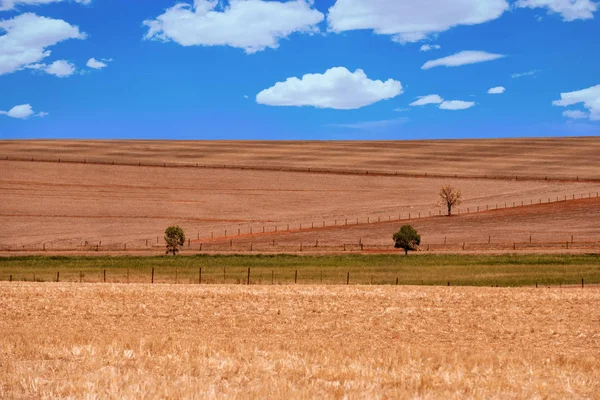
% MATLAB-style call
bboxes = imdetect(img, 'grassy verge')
[0,253,599,286]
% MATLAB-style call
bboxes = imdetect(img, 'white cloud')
[44,59,75,77]
[422,50,505,69]
[256,67,403,110]
[553,84,600,120]
[0,103,47,119]
[327,0,509,43]
[86,57,108,69]
[36,111,49,117]
[394,107,408,112]
[143,0,324,54]
[329,117,408,129]
[563,110,588,119]
[410,94,444,106]
[511,69,540,78]
[516,0,598,21]
[0,13,86,76]
[488,86,506,94]
[420,44,441,52]
[0,0,90,11]
[439,100,476,110]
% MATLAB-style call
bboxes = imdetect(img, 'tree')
[393,225,421,255]
[164,225,185,255]
[438,185,462,216]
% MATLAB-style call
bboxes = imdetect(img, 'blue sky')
[1,0,599,140]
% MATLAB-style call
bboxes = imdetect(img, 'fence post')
[199,267,202,284]
[347,272,350,285]
[151,268,154,284]
[9,275,12,282]
[56,272,59,282]
[582,278,584,289]
[272,270,274,285]
[127,268,129,284]
[295,270,298,284]
[396,277,398,285]
[103,269,106,283]
[247,268,250,285]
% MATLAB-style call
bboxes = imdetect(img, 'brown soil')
[1,138,599,253]
[2,137,600,179]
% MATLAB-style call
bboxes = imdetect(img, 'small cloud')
[86,58,110,69]
[243,95,249,99]
[394,108,409,112]
[28,60,76,77]
[420,44,441,52]
[439,100,475,110]
[0,103,47,119]
[36,111,49,117]
[488,86,506,94]
[562,110,588,120]
[553,84,600,121]
[329,118,408,130]
[410,94,444,106]
[422,50,505,70]
[511,69,540,79]
[515,0,598,22]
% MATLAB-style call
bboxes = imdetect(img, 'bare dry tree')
[438,185,462,216]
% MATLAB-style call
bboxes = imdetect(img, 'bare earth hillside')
[2,137,600,179]
[1,138,599,253]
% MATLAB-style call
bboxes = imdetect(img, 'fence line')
[3,154,600,183]
[1,238,599,254]
[1,193,599,254]
[0,267,594,288]
[198,192,599,244]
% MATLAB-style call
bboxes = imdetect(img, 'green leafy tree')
[164,225,185,255]
[393,225,421,255]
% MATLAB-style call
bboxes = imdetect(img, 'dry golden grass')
[1,283,599,398]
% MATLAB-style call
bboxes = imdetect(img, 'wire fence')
[0,266,595,288]
[3,154,600,183]
[1,238,599,254]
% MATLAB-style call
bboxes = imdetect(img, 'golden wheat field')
[1,283,599,399]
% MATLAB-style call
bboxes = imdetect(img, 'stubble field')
[1,283,599,399]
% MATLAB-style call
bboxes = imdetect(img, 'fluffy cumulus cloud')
[86,57,112,69]
[553,84,600,120]
[420,44,441,52]
[0,13,85,75]
[256,67,403,110]
[29,59,76,77]
[515,0,598,21]
[143,0,324,54]
[327,0,509,43]
[488,86,506,94]
[439,100,476,110]
[0,103,47,119]
[410,94,444,106]
[422,50,505,70]
[0,0,90,11]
